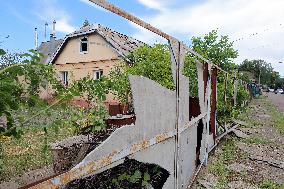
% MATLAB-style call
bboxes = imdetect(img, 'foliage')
[109,31,249,125]
[259,180,284,189]
[111,164,163,189]
[0,105,76,180]
[0,50,22,70]
[183,55,199,97]
[0,49,65,138]
[109,44,174,104]
[112,170,151,188]
[209,138,237,188]
[70,76,110,133]
[109,63,132,104]
[239,59,275,85]
[190,29,238,71]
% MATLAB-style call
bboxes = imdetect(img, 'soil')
[66,158,169,189]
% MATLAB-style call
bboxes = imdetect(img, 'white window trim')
[94,70,103,80]
[79,36,88,54]
[60,71,68,86]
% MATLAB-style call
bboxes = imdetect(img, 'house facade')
[38,23,144,104]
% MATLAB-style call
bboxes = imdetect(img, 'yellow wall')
[54,33,120,65]
[42,32,124,103]
[55,59,119,81]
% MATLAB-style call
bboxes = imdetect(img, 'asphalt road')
[267,92,284,113]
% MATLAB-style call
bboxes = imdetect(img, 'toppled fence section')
[27,1,250,189]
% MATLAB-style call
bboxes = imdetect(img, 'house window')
[80,37,88,53]
[60,71,68,86]
[94,70,103,80]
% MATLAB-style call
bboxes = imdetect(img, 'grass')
[0,105,78,182]
[208,138,238,188]
[267,104,284,135]
[259,180,284,189]
[206,96,284,189]
[242,136,272,145]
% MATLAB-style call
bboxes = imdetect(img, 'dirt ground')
[192,93,284,189]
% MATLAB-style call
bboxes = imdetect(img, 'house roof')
[38,24,145,64]
[38,38,63,64]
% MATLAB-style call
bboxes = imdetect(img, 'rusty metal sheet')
[210,67,217,139]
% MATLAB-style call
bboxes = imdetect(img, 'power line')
[233,23,284,43]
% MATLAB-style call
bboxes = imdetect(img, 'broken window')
[80,37,88,53]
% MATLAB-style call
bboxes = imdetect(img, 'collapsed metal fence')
[27,0,249,188]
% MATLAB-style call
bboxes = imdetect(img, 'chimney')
[34,27,38,49]
[50,33,56,43]
[44,22,48,41]
[52,20,56,37]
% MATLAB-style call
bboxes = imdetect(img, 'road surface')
[266,92,284,113]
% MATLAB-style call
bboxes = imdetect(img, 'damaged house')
[37,21,144,105]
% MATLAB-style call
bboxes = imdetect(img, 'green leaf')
[129,170,142,183]
[0,49,6,56]
[143,172,151,182]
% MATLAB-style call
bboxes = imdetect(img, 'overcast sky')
[0,0,283,76]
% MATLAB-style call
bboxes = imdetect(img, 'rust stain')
[156,134,167,143]
[130,140,150,153]
[99,154,114,167]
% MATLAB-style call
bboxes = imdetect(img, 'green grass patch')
[242,136,271,145]
[208,138,238,188]
[0,105,78,181]
[265,100,284,135]
[259,180,284,189]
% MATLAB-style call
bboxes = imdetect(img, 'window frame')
[60,71,69,86]
[80,37,88,54]
[94,69,103,80]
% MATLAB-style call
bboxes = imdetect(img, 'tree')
[109,30,248,124]
[82,19,90,27]
[190,30,238,71]
[110,30,241,100]
[0,50,22,70]
[239,59,274,85]
[109,44,174,104]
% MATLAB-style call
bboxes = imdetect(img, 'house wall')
[54,59,120,104]
[42,33,124,104]
[54,33,120,65]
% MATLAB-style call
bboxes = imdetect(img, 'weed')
[259,180,284,189]
[208,138,238,188]
[243,136,271,145]
[0,106,76,181]
[262,98,284,135]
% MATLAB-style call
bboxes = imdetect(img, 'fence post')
[210,67,217,139]
[233,72,238,106]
